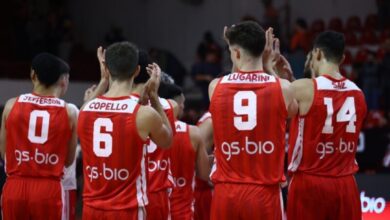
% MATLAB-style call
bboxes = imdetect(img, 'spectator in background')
[192,48,222,108]
[196,31,222,63]
[290,18,310,53]
[359,51,380,110]
[378,39,390,115]
[262,0,281,36]
[287,19,309,79]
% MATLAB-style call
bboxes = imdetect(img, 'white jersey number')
[233,91,257,130]
[322,97,357,134]
[93,118,113,157]
[28,110,50,144]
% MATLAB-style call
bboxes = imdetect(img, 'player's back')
[210,71,288,185]
[78,96,148,210]
[5,93,71,179]
[288,75,367,176]
[170,121,196,215]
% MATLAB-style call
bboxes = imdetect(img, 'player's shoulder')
[3,97,17,114]
[188,124,201,142]
[197,112,212,126]
[291,78,313,90]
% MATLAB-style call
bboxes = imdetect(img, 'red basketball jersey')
[170,121,196,214]
[288,75,367,177]
[5,93,71,179]
[130,95,176,193]
[78,96,148,210]
[195,112,212,191]
[210,71,288,185]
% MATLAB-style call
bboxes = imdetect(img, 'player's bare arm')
[137,105,172,148]
[190,125,211,181]
[290,79,315,116]
[208,77,220,101]
[137,63,173,148]
[84,46,110,103]
[198,117,214,152]
[65,104,78,167]
[280,79,299,118]
[0,98,16,158]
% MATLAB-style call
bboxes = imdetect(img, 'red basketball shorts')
[83,205,146,220]
[146,190,169,220]
[1,177,63,220]
[287,173,361,220]
[211,183,283,220]
[194,187,212,220]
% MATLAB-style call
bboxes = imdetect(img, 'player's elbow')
[197,166,211,182]
[64,157,74,168]
[155,129,173,149]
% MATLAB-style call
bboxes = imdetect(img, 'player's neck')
[33,85,61,97]
[131,84,144,96]
[236,57,263,73]
[318,63,343,79]
[104,80,133,97]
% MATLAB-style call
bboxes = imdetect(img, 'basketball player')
[61,104,80,220]
[78,42,173,219]
[0,53,78,220]
[287,31,367,220]
[208,21,297,220]
[130,51,177,220]
[194,111,213,220]
[158,83,210,220]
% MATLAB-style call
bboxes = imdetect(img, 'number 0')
[28,110,50,144]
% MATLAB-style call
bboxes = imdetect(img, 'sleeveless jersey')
[130,95,176,193]
[210,71,288,185]
[170,121,196,214]
[195,112,212,190]
[5,93,71,179]
[288,75,367,177]
[78,96,148,210]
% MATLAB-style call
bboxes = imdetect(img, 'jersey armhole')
[300,78,317,117]
[209,78,223,114]
[276,78,288,118]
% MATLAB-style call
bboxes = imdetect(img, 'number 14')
[322,97,357,134]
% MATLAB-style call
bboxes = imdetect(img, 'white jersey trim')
[83,98,137,113]
[175,121,187,133]
[220,72,276,84]
[19,93,65,107]
[288,118,305,172]
[316,76,361,91]
[130,95,172,110]
[136,144,148,207]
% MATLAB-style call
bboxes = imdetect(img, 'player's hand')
[275,55,294,81]
[145,63,162,97]
[97,46,109,82]
[262,28,280,76]
[83,84,97,102]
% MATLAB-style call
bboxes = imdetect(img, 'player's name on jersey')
[221,72,276,84]
[316,76,361,91]
[19,94,65,107]
[84,98,137,113]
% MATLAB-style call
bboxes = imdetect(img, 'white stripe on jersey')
[19,93,65,107]
[220,72,276,84]
[83,98,137,113]
[288,118,305,172]
[316,76,361,91]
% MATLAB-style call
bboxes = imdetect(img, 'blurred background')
[0,0,389,219]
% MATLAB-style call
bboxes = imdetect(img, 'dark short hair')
[134,50,152,84]
[158,83,183,100]
[225,21,265,57]
[31,53,70,87]
[105,42,139,80]
[313,31,345,63]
